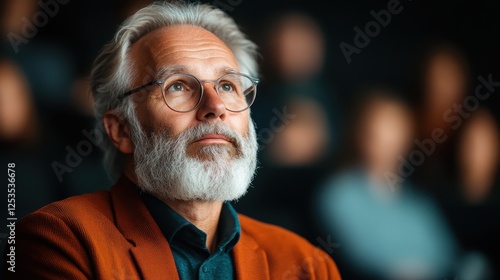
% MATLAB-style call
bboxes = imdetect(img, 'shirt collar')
[217,200,241,253]
[140,191,240,253]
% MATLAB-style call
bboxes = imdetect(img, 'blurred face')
[269,98,329,166]
[424,53,467,111]
[1,0,38,35]
[459,110,499,182]
[126,25,258,201]
[269,16,325,80]
[359,100,414,171]
[0,62,32,141]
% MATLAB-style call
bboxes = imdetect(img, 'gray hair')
[90,1,259,180]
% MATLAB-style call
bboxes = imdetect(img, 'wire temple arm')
[120,80,159,100]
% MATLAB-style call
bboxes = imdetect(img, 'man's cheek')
[231,113,251,137]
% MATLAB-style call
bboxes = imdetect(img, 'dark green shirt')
[140,192,240,280]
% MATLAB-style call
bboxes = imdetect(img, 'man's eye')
[167,83,186,92]
[219,83,235,92]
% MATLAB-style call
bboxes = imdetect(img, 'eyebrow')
[216,66,240,76]
[155,65,187,80]
[155,65,240,80]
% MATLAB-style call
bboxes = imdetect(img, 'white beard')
[130,114,258,202]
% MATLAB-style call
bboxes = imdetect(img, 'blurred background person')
[0,58,59,215]
[266,97,330,167]
[0,58,63,256]
[233,11,341,243]
[455,107,500,206]
[0,0,76,231]
[409,41,472,195]
[438,106,500,279]
[0,59,39,148]
[0,0,77,110]
[0,0,112,200]
[250,10,341,164]
[314,88,458,280]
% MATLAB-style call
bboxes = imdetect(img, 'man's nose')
[196,82,227,121]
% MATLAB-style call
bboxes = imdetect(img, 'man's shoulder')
[20,189,113,226]
[237,214,341,279]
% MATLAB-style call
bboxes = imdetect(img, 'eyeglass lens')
[161,73,255,112]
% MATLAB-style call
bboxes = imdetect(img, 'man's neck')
[165,199,223,253]
[123,169,223,252]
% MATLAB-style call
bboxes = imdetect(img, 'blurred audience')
[0,58,60,229]
[438,107,500,279]
[0,0,77,108]
[251,10,341,164]
[0,0,111,200]
[314,89,459,280]
[404,41,499,278]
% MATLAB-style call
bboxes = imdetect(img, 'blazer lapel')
[233,231,270,280]
[111,176,180,280]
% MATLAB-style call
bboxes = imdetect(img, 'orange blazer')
[5,176,341,279]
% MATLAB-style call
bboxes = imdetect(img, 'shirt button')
[202,266,208,273]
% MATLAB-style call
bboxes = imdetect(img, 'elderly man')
[6,1,341,279]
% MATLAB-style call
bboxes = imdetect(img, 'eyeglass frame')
[120,72,259,113]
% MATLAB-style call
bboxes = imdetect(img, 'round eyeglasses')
[121,72,259,112]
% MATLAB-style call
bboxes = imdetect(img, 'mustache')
[180,122,244,150]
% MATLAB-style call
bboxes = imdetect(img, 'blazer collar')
[233,224,271,280]
[110,175,179,280]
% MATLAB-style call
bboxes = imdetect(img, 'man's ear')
[103,111,134,154]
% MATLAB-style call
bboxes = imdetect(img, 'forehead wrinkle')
[149,41,233,53]
[157,38,231,48]
[154,49,235,61]
[130,25,240,82]
[150,40,236,60]
[151,49,239,78]
[156,64,239,80]
[141,28,235,59]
